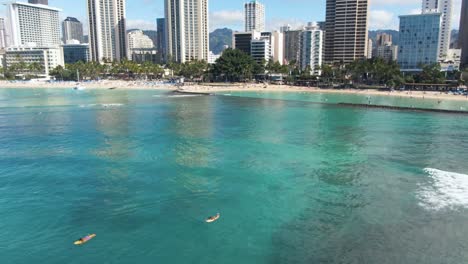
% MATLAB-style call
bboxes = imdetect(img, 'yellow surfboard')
[74,234,96,245]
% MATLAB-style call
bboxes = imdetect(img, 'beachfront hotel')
[127,30,155,61]
[7,2,61,47]
[165,0,209,63]
[324,0,369,64]
[87,0,127,62]
[62,17,84,44]
[460,0,468,68]
[422,0,453,60]
[299,22,323,75]
[398,13,442,71]
[245,0,265,32]
[4,46,64,76]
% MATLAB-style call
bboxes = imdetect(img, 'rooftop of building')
[64,17,80,23]
[399,12,442,18]
[11,1,62,12]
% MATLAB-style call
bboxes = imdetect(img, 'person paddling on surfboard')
[206,213,220,223]
[74,234,96,245]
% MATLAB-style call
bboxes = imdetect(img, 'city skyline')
[0,0,462,32]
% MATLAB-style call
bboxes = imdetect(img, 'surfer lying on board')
[206,213,220,223]
[74,234,96,245]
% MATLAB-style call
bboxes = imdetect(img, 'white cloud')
[210,10,243,31]
[126,19,156,30]
[409,8,421,15]
[370,10,397,30]
[266,18,307,31]
[372,0,421,5]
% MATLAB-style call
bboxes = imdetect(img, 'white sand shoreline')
[1,80,468,102]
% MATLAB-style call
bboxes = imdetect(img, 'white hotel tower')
[245,0,265,32]
[87,0,127,62]
[7,2,61,47]
[165,0,209,63]
[422,0,453,59]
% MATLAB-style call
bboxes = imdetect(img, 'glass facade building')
[62,44,90,64]
[398,13,442,71]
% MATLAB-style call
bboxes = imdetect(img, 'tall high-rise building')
[7,2,61,47]
[367,39,373,59]
[280,25,291,33]
[250,39,270,65]
[272,31,284,65]
[165,0,209,63]
[156,18,166,61]
[62,17,84,44]
[299,23,323,75]
[422,0,453,59]
[87,0,127,62]
[28,0,48,5]
[245,0,265,32]
[373,33,398,62]
[460,0,468,68]
[127,30,154,60]
[375,45,398,62]
[0,18,6,49]
[283,30,301,64]
[232,31,260,55]
[324,0,369,64]
[142,30,157,46]
[376,33,392,46]
[398,13,442,71]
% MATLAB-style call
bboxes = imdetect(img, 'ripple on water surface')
[1,88,468,264]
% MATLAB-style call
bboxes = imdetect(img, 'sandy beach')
[1,80,468,102]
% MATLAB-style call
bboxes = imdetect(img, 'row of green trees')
[50,60,166,81]
[1,62,45,79]
[49,49,291,82]
[3,48,464,88]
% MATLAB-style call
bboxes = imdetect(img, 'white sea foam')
[79,104,96,108]
[169,95,201,98]
[101,103,124,108]
[79,103,124,108]
[418,168,468,211]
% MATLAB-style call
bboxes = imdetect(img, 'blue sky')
[2,0,463,32]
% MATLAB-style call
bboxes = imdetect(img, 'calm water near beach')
[1,88,468,264]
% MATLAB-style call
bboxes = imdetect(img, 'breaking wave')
[101,103,124,107]
[418,168,468,211]
[79,103,124,108]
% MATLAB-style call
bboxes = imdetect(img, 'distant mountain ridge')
[210,28,232,55]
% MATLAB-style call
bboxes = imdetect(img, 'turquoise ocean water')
[1,88,468,263]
